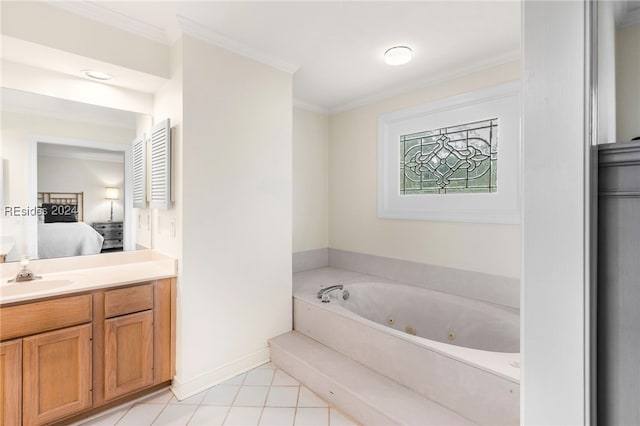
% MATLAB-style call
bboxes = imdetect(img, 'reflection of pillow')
[42,203,78,223]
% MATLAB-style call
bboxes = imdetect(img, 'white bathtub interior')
[335,281,519,353]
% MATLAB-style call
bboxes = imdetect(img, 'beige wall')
[328,61,521,278]
[172,36,292,395]
[616,23,640,142]
[293,107,329,252]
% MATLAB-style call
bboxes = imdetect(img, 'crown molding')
[329,49,521,115]
[46,1,170,45]
[293,98,329,115]
[39,150,124,164]
[176,15,300,75]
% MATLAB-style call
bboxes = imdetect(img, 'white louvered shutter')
[132,133,147,208]
[150,119,171,209]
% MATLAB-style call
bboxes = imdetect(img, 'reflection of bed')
[38,192,85,220]
[37,192,104,259]
[38,222,104,258]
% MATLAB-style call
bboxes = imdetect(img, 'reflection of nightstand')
[93,222,123,252]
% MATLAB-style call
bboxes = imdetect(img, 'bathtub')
[293,280,520,425]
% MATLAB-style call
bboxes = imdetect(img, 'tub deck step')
[269,331,477,426]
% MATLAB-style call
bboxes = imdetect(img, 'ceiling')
[53,1,521,113]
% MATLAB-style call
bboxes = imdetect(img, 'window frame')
[377,81,521,224]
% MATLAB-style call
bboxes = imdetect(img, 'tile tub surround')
[292,248,329,273]
[292,268,520,425]
[74,363,358,426]
[292,248,519,308]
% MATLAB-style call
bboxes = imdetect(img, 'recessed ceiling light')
[384,46,413,66]
[83,70,113,81]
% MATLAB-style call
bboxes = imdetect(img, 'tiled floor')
[78,362,359,426]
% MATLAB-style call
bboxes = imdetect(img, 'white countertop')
[0,250,177,305]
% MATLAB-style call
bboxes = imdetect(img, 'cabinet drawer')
[104,284,153,318]
[102,239,123,250]
[0,295,92,341]
[102,230,123,239]
[94,222,123,232]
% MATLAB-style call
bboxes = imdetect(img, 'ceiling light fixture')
[384,46,413,66]
[83,70,113,81]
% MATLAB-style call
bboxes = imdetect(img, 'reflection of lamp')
[105,187,119,222]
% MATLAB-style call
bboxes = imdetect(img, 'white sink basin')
[0,279,73,298]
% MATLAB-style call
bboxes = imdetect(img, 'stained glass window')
[400,118,498,194]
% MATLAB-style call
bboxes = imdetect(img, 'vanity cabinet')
[103,284,155,400]
[1,294,92,426]
[0,278,176,425]
[0,339,22,426]
[23,325,92,426]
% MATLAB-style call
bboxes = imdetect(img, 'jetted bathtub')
[293,280,520,425]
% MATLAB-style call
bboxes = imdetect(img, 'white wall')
[328,61,521,279]
[37,155,124,224]
[293,107,329,252]
[616,23,640,142]
[598,1,617,144]
[522,1,589,424]
[151,39,183,260]
[170,35,292,397]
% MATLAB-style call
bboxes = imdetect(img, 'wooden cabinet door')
[23,324,92,426]
[1,339,22,426]
[104,310,153,400]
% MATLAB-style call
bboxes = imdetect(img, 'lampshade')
[105,187,119,200]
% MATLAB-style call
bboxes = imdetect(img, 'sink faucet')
[317,285,349,303]
[13,257,41,282]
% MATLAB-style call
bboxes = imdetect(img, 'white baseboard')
[171,347,270,400]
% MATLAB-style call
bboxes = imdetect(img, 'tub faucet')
[317,285,349,303]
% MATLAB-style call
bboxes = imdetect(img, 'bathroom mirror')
[0,87,152,262]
